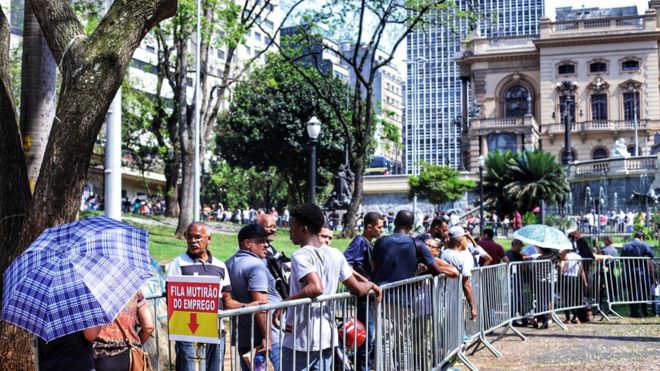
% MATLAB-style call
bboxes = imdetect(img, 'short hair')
[394,210,414,229]
[603,235,613,244]
[322,222,333,230]
[290,203,325,234]
[363,212,383,227]
[430,217,447,229]
[482,228,494,239]
[634,231,645,239]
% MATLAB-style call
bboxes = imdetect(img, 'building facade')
[405,0,545,174]
[457,3,660,171]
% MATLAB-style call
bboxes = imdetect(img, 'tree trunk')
[0,0,176,367]
[341,160,365,239]
[176,145,193,237]
[164,159,180,217]
[0,8,34,370]
[20,0,56,192]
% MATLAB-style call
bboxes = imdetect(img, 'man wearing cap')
[226,224,282,371]
[168,222,250,371]
[441,226,478,320]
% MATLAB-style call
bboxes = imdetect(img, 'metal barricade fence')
[52,257,660,371]
[143,292,169,371]
[507,260,565,330]
[435,274,462,367]
[603,257,657,318]
[375,275,436,371]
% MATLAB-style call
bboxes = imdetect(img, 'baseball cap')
[448,226,469,239]
[237,224,269,243]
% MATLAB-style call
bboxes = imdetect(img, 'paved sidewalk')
[457,316,660,370]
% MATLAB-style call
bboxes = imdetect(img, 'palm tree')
[504,150,570,212]
[482,150,517,215]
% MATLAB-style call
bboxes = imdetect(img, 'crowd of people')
[55,198,658,371]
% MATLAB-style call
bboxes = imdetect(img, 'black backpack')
[266,244,291,299]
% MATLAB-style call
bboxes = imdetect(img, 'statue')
[612,138,630,158]
[325,162,354,210]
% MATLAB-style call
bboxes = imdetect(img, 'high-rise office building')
[405,0,544,173]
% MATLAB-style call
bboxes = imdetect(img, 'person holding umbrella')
[2,216,155,370]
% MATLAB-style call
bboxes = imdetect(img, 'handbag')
[115,319,152,371]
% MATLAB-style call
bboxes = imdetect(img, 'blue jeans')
[281,347,332,371]
[356,298,375,371]
[238,344,280,371]
[175,336,226,371]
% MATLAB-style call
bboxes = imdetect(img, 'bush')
[523,211,538,226]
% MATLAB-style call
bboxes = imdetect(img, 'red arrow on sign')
[188,313,199,333]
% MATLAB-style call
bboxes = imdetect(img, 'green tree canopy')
[216,54,355,204]
[408,162,475,205]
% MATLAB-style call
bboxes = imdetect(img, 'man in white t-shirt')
[441,226,477,320]
[281,203,382,371]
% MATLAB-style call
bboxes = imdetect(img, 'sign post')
[167,275,222,344]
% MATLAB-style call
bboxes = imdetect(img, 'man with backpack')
[343,212,385,371]
[256,214,290,299]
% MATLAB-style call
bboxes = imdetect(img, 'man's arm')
[222,291,266,309]
[428,258,459,278]
[462,276,477,320]
[343,275,382,303]
[250,291,271,352]
[285,272,324,301]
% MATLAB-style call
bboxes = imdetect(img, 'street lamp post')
[557,81,578,165]
[479,155,485,233]
[307,116,321,204]
[264,171,272,211]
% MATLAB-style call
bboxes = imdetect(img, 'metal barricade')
[218,291,375,371]
[375,275,436,371]
[603,257,657,318]
[434,274,461,367]
[143,292,169,370]
[507,260,566,331]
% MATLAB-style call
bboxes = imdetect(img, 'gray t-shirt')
[283,245,353,351]
[602,245,617,257]
[226,250,282,349]
[441,248,474,277]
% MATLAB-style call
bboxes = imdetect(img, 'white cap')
[448,226,469,239]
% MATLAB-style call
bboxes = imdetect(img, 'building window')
[623,91,641,121]
[254,32,261,41]
[504,85,529,118]
[622,60,639,72]
[590,94,607,122]
[589,62,607,73]
[592,147,608,160]
[557,64,575,75]
[487,133,517,153]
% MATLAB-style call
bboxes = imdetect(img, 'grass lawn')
[80,211,660,262]
[88,212,353,263]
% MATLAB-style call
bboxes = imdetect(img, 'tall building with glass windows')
[405,0,544,173]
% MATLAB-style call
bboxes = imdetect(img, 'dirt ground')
[455,316,660,370]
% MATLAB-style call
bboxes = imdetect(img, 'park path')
[456,316,660,370]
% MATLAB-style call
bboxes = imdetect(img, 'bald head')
[256,213,277,242]
[394,210,414,231]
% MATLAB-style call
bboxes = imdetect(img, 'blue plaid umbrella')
[512,224,572,251]
[1,216,152,342]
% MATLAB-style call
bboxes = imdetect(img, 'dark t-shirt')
[478,239,505,265]
[38,332,95,371]
[504,250,524,263]
[373,233,435,285]
[343,235,374,279]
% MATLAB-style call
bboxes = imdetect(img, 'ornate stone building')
[456,3,660,171]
